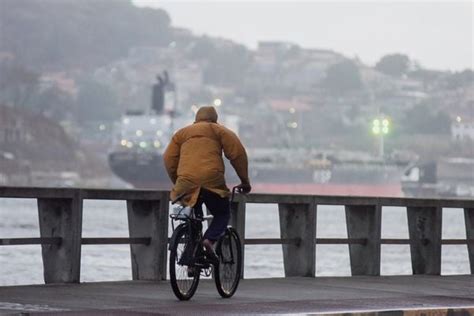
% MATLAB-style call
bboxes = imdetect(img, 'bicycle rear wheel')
[214,227,242,298]
[169,224,200,300]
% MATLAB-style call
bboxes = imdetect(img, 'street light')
[213,98,222,107]
[287,121,298,129]
[372,117,390,158]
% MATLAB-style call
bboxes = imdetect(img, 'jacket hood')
[195,106,218,123]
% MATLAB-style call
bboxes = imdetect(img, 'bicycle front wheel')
[169,224,200,300]
[214,227,242,298]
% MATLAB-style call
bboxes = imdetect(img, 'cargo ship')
[108,113,410,197]
[109,130,409,196]
[109,118,472,198]
[108,73,410,197]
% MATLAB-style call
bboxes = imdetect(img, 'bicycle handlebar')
[231,185,248,203]
[171,192,187,205]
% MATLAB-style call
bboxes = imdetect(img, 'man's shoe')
[187,267,195,278]
[202,239,219,265]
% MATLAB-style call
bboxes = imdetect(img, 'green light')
[373,117,390,135]
[139,141,147,148]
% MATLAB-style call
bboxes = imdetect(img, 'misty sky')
[133,1,473,71]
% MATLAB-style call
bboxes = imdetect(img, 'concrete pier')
[1,186,474,315]
[0,276,473,315]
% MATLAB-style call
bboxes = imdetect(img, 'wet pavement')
[0,275,473,315]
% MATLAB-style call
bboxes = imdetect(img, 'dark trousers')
[194,188,230,241]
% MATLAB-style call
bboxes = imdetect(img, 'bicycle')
[168,186,243,301]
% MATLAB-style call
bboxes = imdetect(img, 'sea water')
[0,198,470,286]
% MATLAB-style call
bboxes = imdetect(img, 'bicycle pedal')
[187,267,196,278]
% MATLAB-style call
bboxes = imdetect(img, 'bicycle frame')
[168,186,243,300]
[171,187,242,252]
[171,206,218,275]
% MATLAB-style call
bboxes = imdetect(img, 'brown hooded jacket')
[163,106,249,206]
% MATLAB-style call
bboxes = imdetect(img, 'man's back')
[163,106,249,207]
[176,122,226,182]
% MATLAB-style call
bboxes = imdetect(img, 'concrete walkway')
[1,275,473,315]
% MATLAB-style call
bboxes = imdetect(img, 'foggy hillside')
[0,0,252,86]
[0,0,172,71]
[0,0,472,192]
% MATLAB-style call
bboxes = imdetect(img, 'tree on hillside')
[0,61,39,107]
[75,79,119,124]
[189,36,252,87]
[322,60,363,95]
[402,101,451,135]
[189,37,215,60]
[34,87,75,121]
[375,54,411,77]
[0,0,172,71]
[408,68,443,86]
[444,69,474,89]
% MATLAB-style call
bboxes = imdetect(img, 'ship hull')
[108,151,404,197]
[108,151,171,190]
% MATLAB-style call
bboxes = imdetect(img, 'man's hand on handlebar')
[236,183,251,194]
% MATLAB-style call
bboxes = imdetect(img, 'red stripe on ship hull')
[251,183,403,197]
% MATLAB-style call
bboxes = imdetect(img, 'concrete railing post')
[230,196,246,278]
[345,204,381,276]
[37,192,83,284]
[465,208,474,274]
[127,193,169,281]
[278,201,316,277]
[407,206,442,275]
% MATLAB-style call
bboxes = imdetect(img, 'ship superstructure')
[108,111,192,189]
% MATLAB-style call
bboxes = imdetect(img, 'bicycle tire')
[169,224,200,300]
[214,227,242,298]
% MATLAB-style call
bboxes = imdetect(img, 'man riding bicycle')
[163,106,251,257]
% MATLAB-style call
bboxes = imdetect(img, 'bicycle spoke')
[215,229,241,297]
[224,237,237,290]
[170,224,200,300]
[175,238,194,293]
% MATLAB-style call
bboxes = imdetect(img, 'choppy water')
[0,198,470,286]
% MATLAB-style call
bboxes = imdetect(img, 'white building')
[452,118,474,141]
